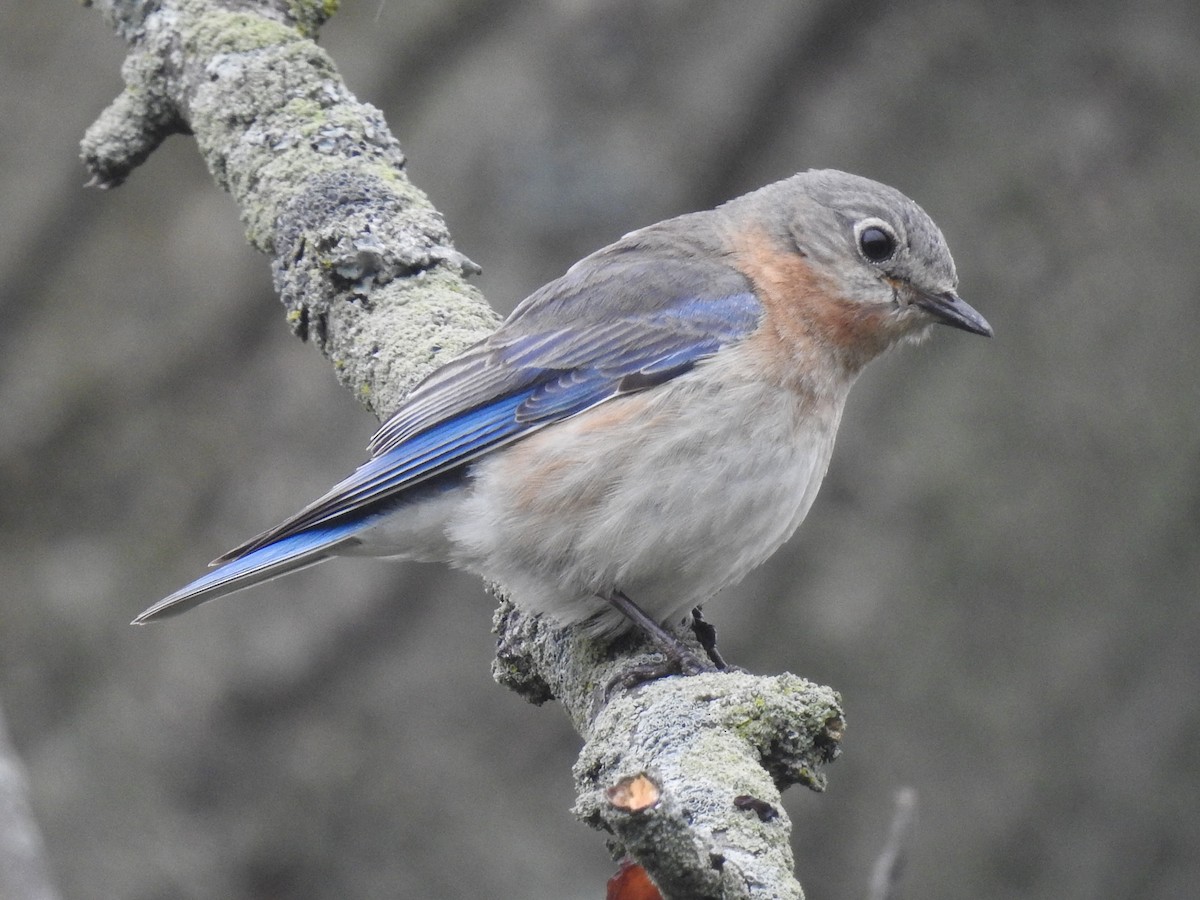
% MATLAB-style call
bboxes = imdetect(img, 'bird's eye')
[858,224,897,263]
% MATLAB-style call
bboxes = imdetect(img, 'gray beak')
[913,289,993,337]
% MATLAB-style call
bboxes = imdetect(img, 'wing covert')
[220,243,762,562]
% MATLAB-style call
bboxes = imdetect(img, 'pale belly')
[435,365,847,634]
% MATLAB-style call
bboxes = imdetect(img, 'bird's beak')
[913,289,993,337]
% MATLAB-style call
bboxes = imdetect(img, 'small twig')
[0,704,62,900]
[867,787,918,900]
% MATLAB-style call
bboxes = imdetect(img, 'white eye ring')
[854,218,899,264]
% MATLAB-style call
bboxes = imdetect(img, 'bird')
[135,169,991,654]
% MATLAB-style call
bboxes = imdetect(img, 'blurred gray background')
[2,1,1198,898]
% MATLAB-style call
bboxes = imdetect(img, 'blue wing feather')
[134,518,373,622]
[140,217,767,620]
[229,390,540,547]
[214,240,763,564]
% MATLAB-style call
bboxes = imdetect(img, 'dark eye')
[859,225,896,263]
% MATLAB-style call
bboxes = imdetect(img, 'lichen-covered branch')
[83,2,844,897]
[494,600,844,899]
[82,0,498,417]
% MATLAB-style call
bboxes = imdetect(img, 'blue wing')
[137,225,762,622]
[134,519,371,622]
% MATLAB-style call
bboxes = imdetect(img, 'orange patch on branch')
[606,773,661,813]
[607,859,664,900]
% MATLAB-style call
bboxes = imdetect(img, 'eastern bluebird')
[135,169,991,646]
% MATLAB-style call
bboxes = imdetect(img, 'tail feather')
[134,519,370,624]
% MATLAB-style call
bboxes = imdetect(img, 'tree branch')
[82,3,844,896]
[82,0,497,417]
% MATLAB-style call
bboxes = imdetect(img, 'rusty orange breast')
[732,228,892,380]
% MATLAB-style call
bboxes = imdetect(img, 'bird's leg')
[603,591,717,683]
[689,606,729,669]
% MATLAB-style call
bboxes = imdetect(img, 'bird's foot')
[604,645,717,698]
[690,605,740,670]
[602,592,734,696]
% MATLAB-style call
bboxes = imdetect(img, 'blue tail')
[133,518,371,624]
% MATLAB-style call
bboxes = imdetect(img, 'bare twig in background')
[0,704,61,900]
[868,787,918,900]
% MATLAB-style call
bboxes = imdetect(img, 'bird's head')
[728,169,992,370]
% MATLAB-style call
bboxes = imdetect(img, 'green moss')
[286,0,340,38]
[182,11,298,57]
[279,97,326,123]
